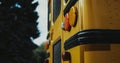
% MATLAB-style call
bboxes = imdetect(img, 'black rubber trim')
[47,32,50,39]
[64,0,78,16]
[64,29,120,50]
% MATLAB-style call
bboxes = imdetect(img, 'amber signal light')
[69,6,78,27]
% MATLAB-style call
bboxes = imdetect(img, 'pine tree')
[0,0,39,63]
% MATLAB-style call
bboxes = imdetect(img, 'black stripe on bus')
[64,0,78,16]
[64,29,120,50]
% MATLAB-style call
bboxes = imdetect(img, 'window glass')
[53,40,61,63]
[53,0,61,22]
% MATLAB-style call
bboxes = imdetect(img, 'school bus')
[45,0,120,63]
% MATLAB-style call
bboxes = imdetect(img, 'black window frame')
[64,0,69,3]
[48,3,50,31]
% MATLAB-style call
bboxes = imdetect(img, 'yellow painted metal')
[62,1,81,63]
[47,0,120,63]
[84,44,120,63]
[111,44,120,63]
[83,0,120,30]
[84,44,111,63]
[84,51,111,63]
[49,40,53,63]
[62,2,81,44]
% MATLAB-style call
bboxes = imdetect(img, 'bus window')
[53,0,61,22]
[53,39,61,63]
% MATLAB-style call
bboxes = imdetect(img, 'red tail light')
[62,51,71,61]
[64,13,71,31]
[45,40,49,50]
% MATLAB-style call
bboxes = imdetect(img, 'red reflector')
[62,51,71,61]
[64,13,71,31]
[45,40,49,50]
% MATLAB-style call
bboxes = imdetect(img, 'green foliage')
[0,0,39,63]
[33,42,47,63]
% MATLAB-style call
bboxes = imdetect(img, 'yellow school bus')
[45,0,120,63]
